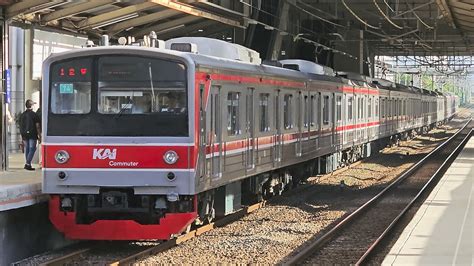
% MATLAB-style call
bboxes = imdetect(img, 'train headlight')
[163,150,179,165]
[55,150,70,164]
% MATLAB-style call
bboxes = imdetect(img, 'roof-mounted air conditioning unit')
[165,37,262,65]
[279,59,335,76]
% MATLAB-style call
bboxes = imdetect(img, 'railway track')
[284,120,473,265]
[38,202,266,266]
[30,117,471,265]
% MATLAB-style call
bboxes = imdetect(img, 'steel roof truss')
[106,9,180,34]
[42,0,118,23]
[148,0,244,28]
[7,0,66,18]
[78,2,158,30]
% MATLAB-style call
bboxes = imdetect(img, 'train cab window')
[49,55,189,137]
[336,96,342,122]
[97,56,187,115]
[227,92,241,135]
[50,57,92,114]
[283,94,293,129]
[259,93,270,132]
[348,96,353,120]
[323,95,330,125]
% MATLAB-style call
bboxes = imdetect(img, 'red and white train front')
[42,47,198,240]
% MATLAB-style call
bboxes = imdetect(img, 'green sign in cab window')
[59,83,74,94]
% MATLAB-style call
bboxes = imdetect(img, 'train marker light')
[163,150,179,164]
[167,192,179,202]
[55,150,70,164]
[60,197,73,210]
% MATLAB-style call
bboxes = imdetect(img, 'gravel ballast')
[138,113,470,265]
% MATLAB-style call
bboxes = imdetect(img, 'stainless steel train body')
[42,40,458,240]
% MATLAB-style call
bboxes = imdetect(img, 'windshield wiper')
[148,62,156,112]
[114,98,133,119]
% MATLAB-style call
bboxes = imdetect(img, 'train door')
[331,93,336,147]
[321,92,331,148]
[245,88,256,171]
[346,94,353,146]
[354,94,360,143]
[198,82,208,185]
[273,90,282,165]
[363,95,368,141]
[334,94,342,147]
[312,93,319,150]
[209,86,222,179]
[296,91,303,156]
[341,93,347,146]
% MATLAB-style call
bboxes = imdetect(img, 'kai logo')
[92,148,117,160]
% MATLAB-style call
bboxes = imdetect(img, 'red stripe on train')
[43,145,192,169]
[205,121,381,154]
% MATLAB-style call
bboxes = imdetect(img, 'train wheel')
[197,192,215,224]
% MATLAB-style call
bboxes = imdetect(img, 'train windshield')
[98,56,187,115]
[48,55,188,137]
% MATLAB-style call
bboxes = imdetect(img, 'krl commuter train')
[42,36,458,240]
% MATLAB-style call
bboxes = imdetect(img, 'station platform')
[383,135,474,265]
[0,153,44,211]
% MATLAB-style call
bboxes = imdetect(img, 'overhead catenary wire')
[373,0,403,30]
[292,0,346,28]
[341,0,380,30]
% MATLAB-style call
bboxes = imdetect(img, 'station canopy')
[2,0,474,57]
[3,0,248,41]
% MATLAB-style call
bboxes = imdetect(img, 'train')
[42,36,458,240]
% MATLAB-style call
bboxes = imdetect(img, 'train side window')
[348,96,353,120]
[227,92,241,135]
[259,93,270,132]
[323,95,330,125]
[304,95,309,127]
[336,96,342,122]
[311,95,317,126]
[381,98,385,118]
[375,98,379,118]
[283,94,293,129]
[399,99,402,116]
[390,99,393,117]
[368,97,372,118]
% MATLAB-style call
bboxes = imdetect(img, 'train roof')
[44,38,442,98]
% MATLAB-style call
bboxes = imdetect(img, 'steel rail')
[39,248,92,266]
[355,126,473,265]
[284,119,472,265]
[107,157,366,265]
[37,201,265,266]
[35,157,362,266]
[108,201,266,265]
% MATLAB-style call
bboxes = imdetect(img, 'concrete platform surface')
[0,153,44,211]
[383,136,474,265]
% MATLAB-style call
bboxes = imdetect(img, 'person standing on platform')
[19,99,41,171]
